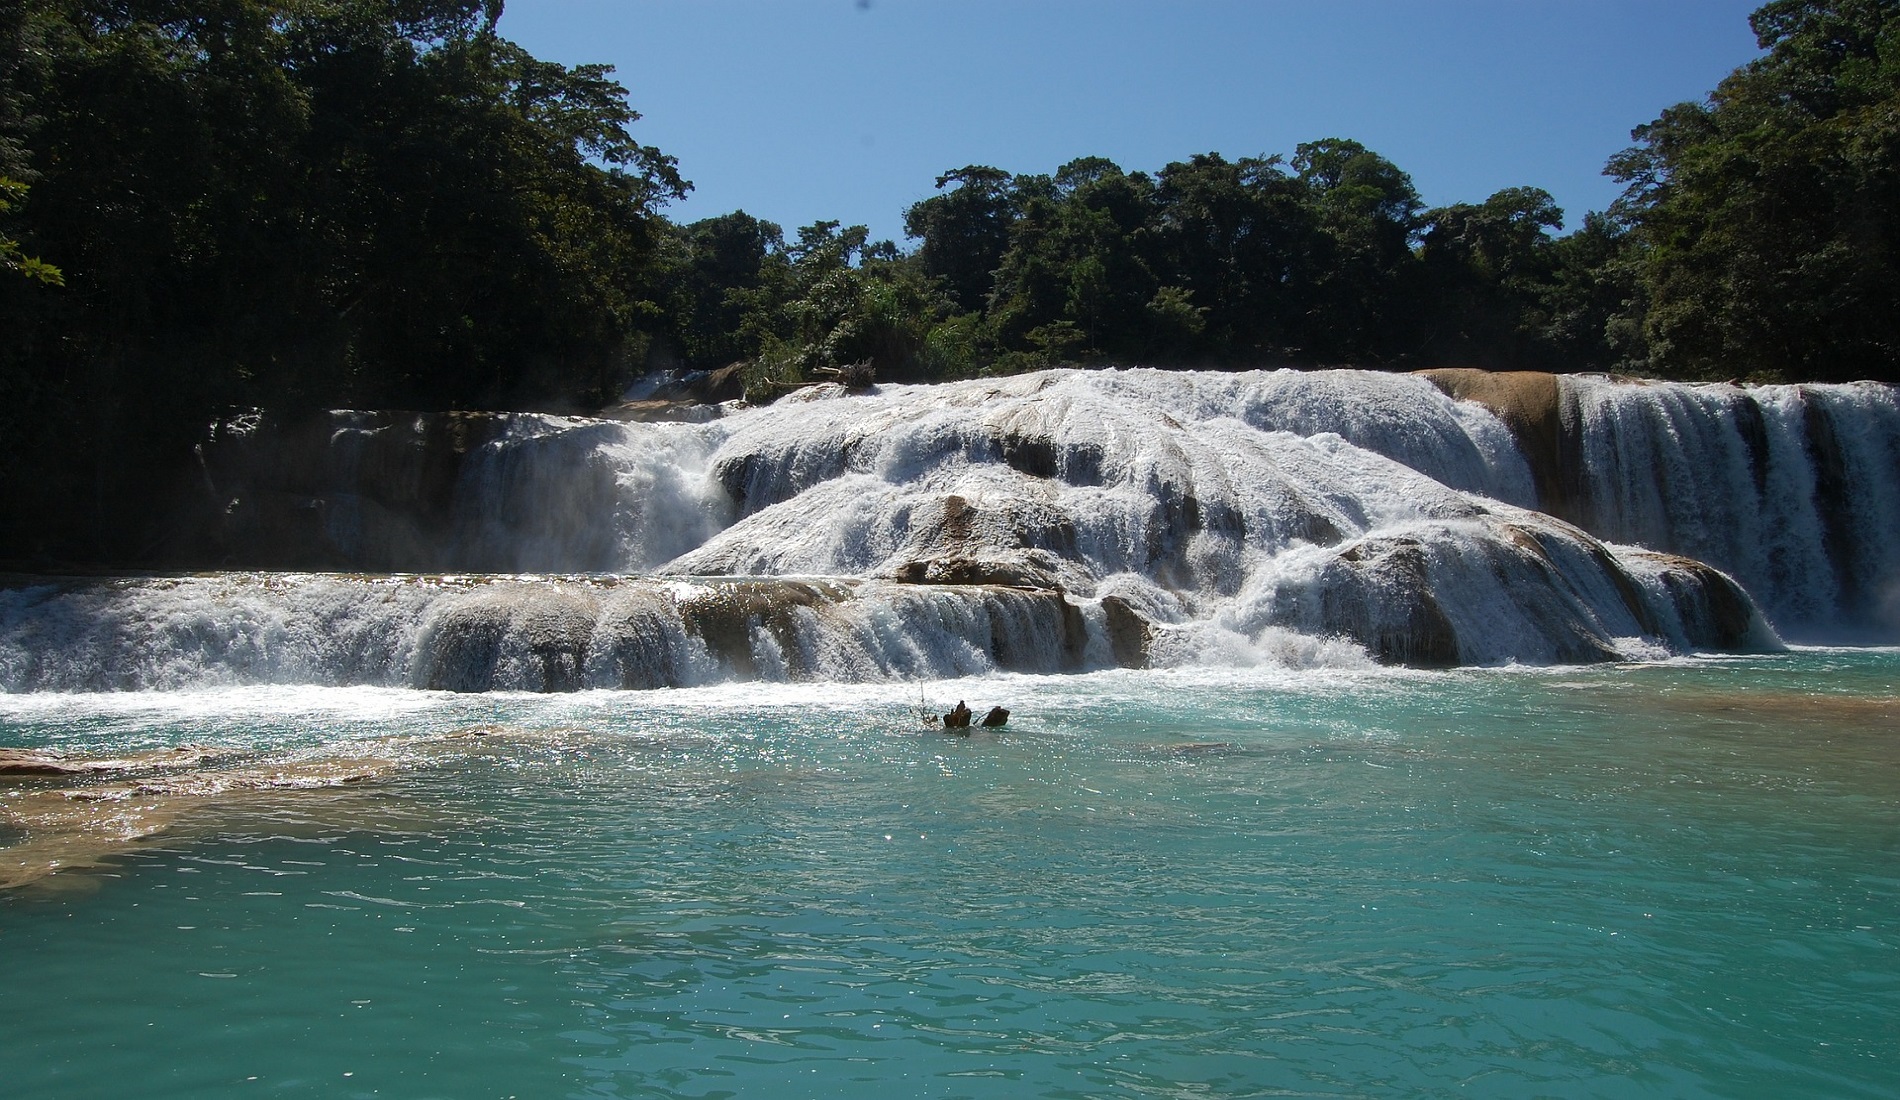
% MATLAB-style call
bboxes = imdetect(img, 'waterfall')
[1559,377,1900,638]
[12,366,1891,692]
[0,575,1095,692]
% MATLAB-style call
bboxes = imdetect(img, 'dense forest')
[2,0,1897,564]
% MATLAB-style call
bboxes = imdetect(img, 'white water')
[11,367,1893,691]
[1562,376,1900,637]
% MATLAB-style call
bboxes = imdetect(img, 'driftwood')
[813,360,876,391]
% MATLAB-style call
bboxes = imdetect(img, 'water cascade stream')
[7,368,1895,691]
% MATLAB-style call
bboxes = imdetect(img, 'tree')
[0,0,686,561]
[1537,210,1647,372]
[1288,138,1425,362]
[0,178,59,285]
[735,220,953,397]
[1417,186,1565,368]
[1610,0,1900,381]
[1148,152,1309,361]
[663,211,788,369]
[904,166,1017,313]
[987,157,1159,363]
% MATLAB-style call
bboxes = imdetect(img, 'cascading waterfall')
[0,575,1091,692]
[1557,376,1900,637]
[9,366,1892,692]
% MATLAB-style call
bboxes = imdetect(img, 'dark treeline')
[2,0,1897,563]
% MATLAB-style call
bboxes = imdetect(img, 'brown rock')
[0,749,82,776]
[889,556,1061,590]
[1417,368,1576,520]
[0,745,224,776]
[979,706,1010,727]
[1633,552,1771,650]
[1099,595,1153,668]
[943,701,973,728]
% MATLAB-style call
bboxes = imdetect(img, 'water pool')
[3,652,1896,1098]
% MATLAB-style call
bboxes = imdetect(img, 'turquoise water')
[3,653,1897,1098]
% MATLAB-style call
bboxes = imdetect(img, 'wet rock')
[1637,552,1774,651]
[1417,369,1574,520]
[675,579,852,679]
[995,432,1058,479]
[196,409,513,570]
[1319,538,1465,668]
[1802,394,1862,610]
[979,588,1090,673]
[889,556,1061,590]
[595,592,696,690]
[980,706,1010,727]
[940,495,976,545]
[0,746,225,777]
[1099,595,1153,669]
[418,600,511,692]
[943,701,972,728]
[0,749,85,776]
[636,362,747,405]
[417,587,599,692]
[598,399,724,424]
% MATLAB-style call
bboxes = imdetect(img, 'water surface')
[3,653,1896,1098]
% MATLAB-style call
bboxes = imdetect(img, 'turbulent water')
[17,367,1896,692]
[1559,375,1900,637]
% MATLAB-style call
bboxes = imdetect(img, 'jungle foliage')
[1,0,1895,562]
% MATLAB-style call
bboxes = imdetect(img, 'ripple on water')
[1,658,1897,1097]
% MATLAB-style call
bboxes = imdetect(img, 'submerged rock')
[0,746,228,777]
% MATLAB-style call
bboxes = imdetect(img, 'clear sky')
[497,0,1765,243]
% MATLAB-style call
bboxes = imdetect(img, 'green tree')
[1538,210,1648,372]
[663,211,788,369]
[1417,186,1565,368]
[903,165,1018,313]
[1148,152,1310,361]
[0,178,60,285]
[1610,0,1900,381]
[988,157,1159,362]
[0,0,685,561]
[1288,138,1425,362]
[736,221,953,398]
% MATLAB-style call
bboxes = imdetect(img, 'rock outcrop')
[1417,368,1580,522]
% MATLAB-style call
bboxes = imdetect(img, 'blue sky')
[498,0,1764,243]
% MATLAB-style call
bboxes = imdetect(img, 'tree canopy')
[1,0,685,559]
[1609,0,1900,380]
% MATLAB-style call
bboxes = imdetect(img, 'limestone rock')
[889,556,1061,590]
[1417,368,1576,521]
[1099,595,1153,668]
